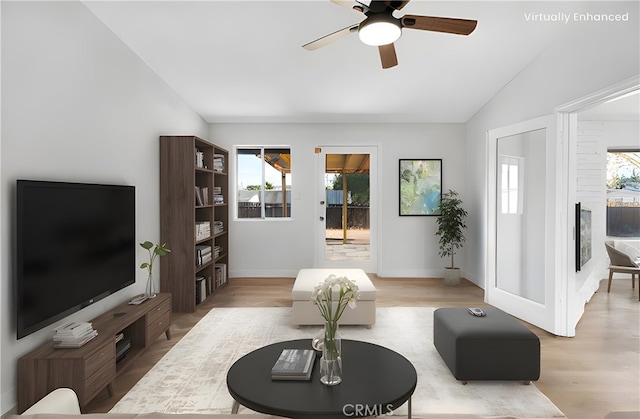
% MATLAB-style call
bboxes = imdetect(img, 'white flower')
[311,274,360,323]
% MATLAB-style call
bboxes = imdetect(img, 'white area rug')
[110,307,565,418]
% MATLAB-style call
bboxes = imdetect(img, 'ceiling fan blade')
[302,24,359,51]
[378,43,398,69]
[384,0,411,10]
[401,15,477,35]
[331,0,369,13]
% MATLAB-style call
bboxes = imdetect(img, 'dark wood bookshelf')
[160,136,229,312]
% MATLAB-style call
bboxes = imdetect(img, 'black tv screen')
[16,180,136,339]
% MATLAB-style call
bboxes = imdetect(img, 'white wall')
[574,121,608,298]
[0,2,208,413]
[210,123,467,279]
[464,1,639,290]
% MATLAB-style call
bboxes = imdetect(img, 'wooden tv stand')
[17,293,172,413]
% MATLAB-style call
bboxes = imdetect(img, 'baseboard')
[373,268,446,278]
[230,269,299,279]
[229,268,487,284]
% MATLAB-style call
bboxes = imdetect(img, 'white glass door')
[486,115,566,335]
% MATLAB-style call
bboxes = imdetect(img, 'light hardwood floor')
[85,276,640,418]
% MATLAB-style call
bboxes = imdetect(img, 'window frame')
[236,146,292,221]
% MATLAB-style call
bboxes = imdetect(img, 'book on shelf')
[195,186,203,206]
[202,187,209,205]
[195,147,205,169]
[206,275,213,294]
[213,220,224,234]
[195,276,207,304]
[213,153,225,172]
[195,221,211,241]
[213,245,222,259]
[52,322,98,349]
[195,186,209,206]
[196,245,212,266]
[54,332,98,349]
[53,322,93,337]
[271,348,316,381]
[214,263,227,288]
[213,194,224,205]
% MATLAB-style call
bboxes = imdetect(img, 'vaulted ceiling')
[84,1,629,124]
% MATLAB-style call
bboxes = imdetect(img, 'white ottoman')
[291,268,376,327]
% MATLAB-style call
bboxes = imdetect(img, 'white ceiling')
[84,1,606,124]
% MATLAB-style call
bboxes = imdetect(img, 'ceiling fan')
[302,0,477,69]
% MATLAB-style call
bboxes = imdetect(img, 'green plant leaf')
[139,241,154,250]
[155,247,171,256]
[139,241,171,272]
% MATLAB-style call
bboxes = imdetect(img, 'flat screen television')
[16,180,136,339]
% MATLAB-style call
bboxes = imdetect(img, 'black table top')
[227,339,417,418]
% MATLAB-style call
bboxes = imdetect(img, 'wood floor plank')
[84,276,640,418]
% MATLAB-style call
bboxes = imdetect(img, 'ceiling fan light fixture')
[358,14,401,46]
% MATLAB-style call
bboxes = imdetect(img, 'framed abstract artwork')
[399,159,442,216]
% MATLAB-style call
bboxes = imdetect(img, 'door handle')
[319,216,325,221]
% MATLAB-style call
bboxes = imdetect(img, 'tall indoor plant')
[435,190,468,285]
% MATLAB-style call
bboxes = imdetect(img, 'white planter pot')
[443,268,461,286]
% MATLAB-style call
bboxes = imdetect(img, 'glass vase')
[320,320,342,385]
[145,273,157,298]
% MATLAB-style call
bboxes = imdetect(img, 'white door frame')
[556,75,640,335]
[315,145,379,273]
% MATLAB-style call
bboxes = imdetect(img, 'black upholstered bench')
[433,307,540,384]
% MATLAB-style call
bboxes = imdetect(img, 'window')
[606,150,640,237]
[499,155,524,215]
[237,147,292,219]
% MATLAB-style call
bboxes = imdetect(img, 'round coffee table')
[227,339,417,418]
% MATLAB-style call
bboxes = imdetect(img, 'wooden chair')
[604,241,640,301]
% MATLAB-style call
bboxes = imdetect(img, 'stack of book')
[195,221,211,241]
[214,154,225,172]
[53,322,98,349]
[196,245,212,266]
[213,186,224,205]
[271,348,316,381]
[213,220,224,234]
[213,245,222,259]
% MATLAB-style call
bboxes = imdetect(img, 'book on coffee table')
[271,348,315,381]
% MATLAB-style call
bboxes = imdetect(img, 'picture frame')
[575,202,592,271]
[399,159,442,216]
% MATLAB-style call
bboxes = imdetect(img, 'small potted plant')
[435,190,468,285]
[140,241,171,298]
